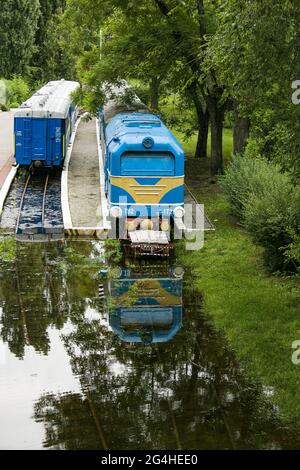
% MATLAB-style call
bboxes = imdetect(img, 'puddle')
[0,242,299,450]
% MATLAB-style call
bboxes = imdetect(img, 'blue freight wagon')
[14,80,80,168]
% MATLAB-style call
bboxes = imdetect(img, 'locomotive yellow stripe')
[110,177,184,204]
[115,280,181,306]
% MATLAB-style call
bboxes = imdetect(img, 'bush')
[220,154,278,218]
[244,178,295,270]
[9,102,20,109]
[284,188,300,268]
[221,154,300,271]
[286,235,300,268]
[5,76,30,107]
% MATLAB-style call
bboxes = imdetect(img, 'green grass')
[180,157,300,420]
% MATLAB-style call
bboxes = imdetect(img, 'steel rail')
[41,174,49,228]
[15,173,32,234]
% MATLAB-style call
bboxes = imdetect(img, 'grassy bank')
[181,156,300,420]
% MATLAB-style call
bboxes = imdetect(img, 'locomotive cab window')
[121,152,175,176]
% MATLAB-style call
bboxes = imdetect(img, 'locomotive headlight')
[110,206,123,219]
[126,220,135,232]
[143,137,154,149]
[173,266,185,278]
[140,219,154,230]
[173,206,185,219]
[161,219,170,232]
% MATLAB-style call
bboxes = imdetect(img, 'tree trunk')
[195,109,209,158]
[233,113,250,154]
[188,82,209,159]
[207,97,224,175]
[150,77,160,112]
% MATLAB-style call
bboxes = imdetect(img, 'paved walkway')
[0,111,14,189]
[68,118,103,227]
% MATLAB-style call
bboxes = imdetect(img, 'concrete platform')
[62,117,110,238]
[0,111,18,217]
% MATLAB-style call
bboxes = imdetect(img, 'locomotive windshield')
[121,152,175,176]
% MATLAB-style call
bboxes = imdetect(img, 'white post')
[100,28,103,61]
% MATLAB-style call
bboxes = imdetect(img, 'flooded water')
[0,241,299,450]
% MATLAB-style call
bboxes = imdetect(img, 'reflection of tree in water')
[1,242,298,449]
[0,242,101,358]
[34,273,300,450]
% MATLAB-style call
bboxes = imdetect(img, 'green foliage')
[222,155,300,271]
[161,99,233,160]
[286,235,300,267]
[30,1,75,84]
[221,155,278,218]
[244,184,296,272]
[4,77,30,107]
[104,239,122,263]
[209,0,300,179]
[0,0,40,77]
[69,2,181,112]
[0,238,17,262]
[59,246,100,277]
[284,188,300,267]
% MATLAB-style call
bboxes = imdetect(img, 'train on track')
[100,84,185,231]
[14,80,79,169]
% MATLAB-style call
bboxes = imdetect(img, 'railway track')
[16,172,64,240]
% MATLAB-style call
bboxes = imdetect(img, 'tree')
[210,0,300,175]
[0,0,40,77]
[64,0,231,172]
[31,0,75,83]
[153,0,229,174]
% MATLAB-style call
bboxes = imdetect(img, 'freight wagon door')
[32,119,47,162]
[15,117,32,165]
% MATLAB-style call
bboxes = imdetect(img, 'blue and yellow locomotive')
[108,265,183,344]
[14,80,79,168]
[100,86,185,225]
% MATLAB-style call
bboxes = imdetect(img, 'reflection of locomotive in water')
[108,265,183,344]
[100,84,185,234]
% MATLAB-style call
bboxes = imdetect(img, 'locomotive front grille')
[130,184,166,197]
